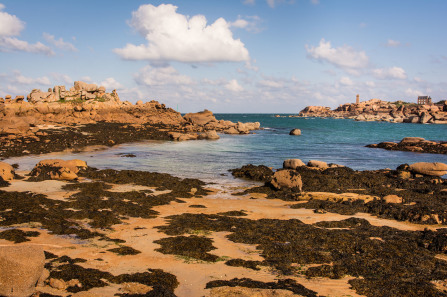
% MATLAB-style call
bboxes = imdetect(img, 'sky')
[0,0,446,113]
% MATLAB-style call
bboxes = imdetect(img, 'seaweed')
[154,235,218,262]
[224,258,262,270]
[0,228,40,243]
[108,246,141,256]
[217,210,248,217]
[205,278,318,297]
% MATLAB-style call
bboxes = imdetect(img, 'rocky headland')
[298,99,447,124]
[367,137,447,154]
[0,81,260,159]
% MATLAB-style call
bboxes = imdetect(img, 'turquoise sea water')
[7,114,447,183]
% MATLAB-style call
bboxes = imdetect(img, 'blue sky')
[1,0,446,113]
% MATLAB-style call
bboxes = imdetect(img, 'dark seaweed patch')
[47,255,178,293]
[0,228,40,243]
[230,164,273,182]
[156,213,447,296]
[225,259,262,270]
[0,176,9,187]
[205,278,318,297]
[188,204,206,208]
[217,210,248,217]
[108,246,141,256]
[154,235,218,262]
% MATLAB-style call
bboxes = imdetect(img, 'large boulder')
[183,109,217,126]
[0,245,45,297]
[29,159,87,181]
[400,137,426,144]
[270,169,302,191]
[74,81,99,92]
[283,159,305,170]
[409,162,447,176]
[198,130,220,140]
[0,162,14,181]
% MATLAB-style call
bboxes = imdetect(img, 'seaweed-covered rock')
[270,169,302,191]
[230,164,273,182]
[0,245,45,297]
[28,159,88,181]
[307,160,328,169]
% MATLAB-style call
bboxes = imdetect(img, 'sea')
[7,114,447,184]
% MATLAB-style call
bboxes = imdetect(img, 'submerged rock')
[289,128,301,135]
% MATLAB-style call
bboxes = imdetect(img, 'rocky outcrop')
[270,169,302,191]
[289,129,301,136]
[299,99,447,124]
[29,159,88,181]
[0,245,45,297]
[283,159,306,169]
[367,137,447,154]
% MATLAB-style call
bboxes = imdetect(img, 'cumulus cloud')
[405,88,422,97]
[372,67,407,80]
[339,76,354,86]
[115,4,249,63]
[306,38,369,70]
[11,71,51,85]
[100,77,124,90]
[258,79,283,88]
[43,33,77,52]
[225,79,243,92]
[0,5,53,55]
[385,39,401,47]
[51,73,73,84]
[134,65,194,86]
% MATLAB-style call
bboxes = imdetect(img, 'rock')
[49,278,67,290]
[199,130,220,140]
[270,169,302,191]
[37,269,50,287]
[283,159,306,170]
[121,282,152,294]
[307,160,328,169]
[208,286,295,297]
[136,100,143,105]
[0,245,45,297]
[289,128,301,135]
[184,109,216,126]
[400,137,426,144]
[74,81,98,92]
[0,162,14,181]
[224,127,239,134]
[409,162,447,176]
[383,195,403,204]
[29,159,87,181]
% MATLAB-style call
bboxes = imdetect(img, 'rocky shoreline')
[366,137,447,155]
[298,99,447,124]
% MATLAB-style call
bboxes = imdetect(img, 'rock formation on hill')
[299,99,447,124]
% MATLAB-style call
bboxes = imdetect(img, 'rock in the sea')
[0,245,45,297]
[270,169,302,191]
[399,137,426,144]
[183,109,216,126]
[289,128,301,135]
[199,130,220,140]
[307,160,328,169]
[409,162,447,176]
[283,159,305,170]
[0,162,14,181]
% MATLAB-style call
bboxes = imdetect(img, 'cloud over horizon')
[115,4,250,63]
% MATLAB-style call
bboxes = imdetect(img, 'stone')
[49,278,67,290]
[74,81,98,92]
[0,162,14,181]
[289,128,301,135]
[224,127,239,134]
[37,269,50,287]
[400,137,426,144]
[29,159,88,181]
[283,159,305,169]
[136,100,143,105]
[307,160,328,169]
[270,169,302,191]
[383,195,403,204]
[121,282,152,294]
[409,162,447,176]
[183,109,217,126]
[200,130,220,140]
[0,245,45,297]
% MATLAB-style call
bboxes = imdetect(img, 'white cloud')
[306,38,369,70]
[0,5,53,55]
[0,4,24,36]
[405,88,422,97]
[11,72,51,85]
[115,4,249,63]
[365,81,375,87]
[229,16,262,33]
[339,76,354,86]
[243,0,256,5]
[43,33,77,52]
[225,79,244,92]
[51,73,73,84]
[372,67,407,80]
[80,76,93,83]
[134,65,194,86]
[258,79,283,88]
[0,37,53,55]
[385,39,401,47]
[100,77,124,90]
